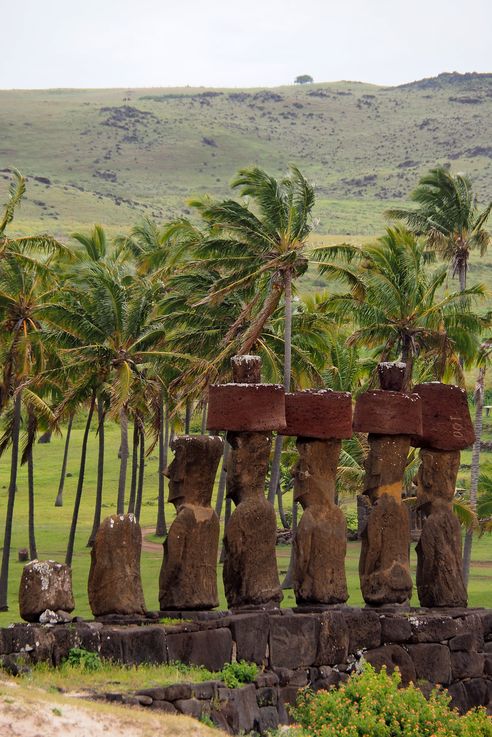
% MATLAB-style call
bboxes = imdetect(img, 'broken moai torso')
[88,513,146,617]
[159,435,223,610]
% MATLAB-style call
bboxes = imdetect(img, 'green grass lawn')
[1,419,492,628]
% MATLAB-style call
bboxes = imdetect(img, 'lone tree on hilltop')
[294,74,313,84]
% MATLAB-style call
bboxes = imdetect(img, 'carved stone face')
[293,438,340,508]
[226,431,272,505]
[415,448,460,508]
[165,435,223,508]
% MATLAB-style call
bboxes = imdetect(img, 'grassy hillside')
[1,72,491,237]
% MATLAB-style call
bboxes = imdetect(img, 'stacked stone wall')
[2,607,492,734]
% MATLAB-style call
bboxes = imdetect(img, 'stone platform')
[1,607,492,734]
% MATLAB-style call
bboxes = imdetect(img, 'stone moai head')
[225,431,272,506]
[293,438,340,509]
[377,361,406,391]
[415,448,460,511]
[165,435,223,508]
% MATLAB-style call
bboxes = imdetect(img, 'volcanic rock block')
[353,390,422,436]
[412,382,475,450]
[88,513,146,617]
[207,383,286,432]
[293,438,348,605]
[280,390,352,439]
[223,430,282,609]
[19,560,75,623]
[159,435,223,611]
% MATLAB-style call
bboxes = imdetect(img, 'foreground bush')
[291,664,492,736]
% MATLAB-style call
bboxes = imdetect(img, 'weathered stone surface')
[192,681,222,700]
[407,643,451,684]
[223,431,282,609]
[380,615,412,643]
[278,686,300,724]
[88,514,146,617]
[451,651,484,680]
[409,615,461,643]
[484,653,492,675]
[269,615,318,668]
[229,613,269,665]
[8,624,55,663]
[344,609,382,653]
[254,671,279,688]
[207,384,286,431]
[175,698,210,719]
[353,391,422,436]
[99,625,167,665]
[463,677,488,708]
[217,684,260,734]
[280,390,352,439]
[149,700,178,713]
[166,628,232,671]
[159,435,222,611]
[19,560,74,623]
[52,623,101,666]
[412,382,475,450]
[360,493,413,605]
[447,681,468,712]
[415,448,467,607]
[256,687,278,707]
[293,438,348,605]
[364,644,417,685]
[449,630,483,652]
[377,362,406,391]
[271,667,308,687]
[137,683,192,701]
[258,706,280,733]
[315,611,349,665]
[417,509,468,607]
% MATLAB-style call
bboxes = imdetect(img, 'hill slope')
[0,72,491,236]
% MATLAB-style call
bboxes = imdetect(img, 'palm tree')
[328,228,485,389]
[185,165,357,499]
[386,167,491,291]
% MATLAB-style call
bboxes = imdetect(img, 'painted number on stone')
[450,416,463,438]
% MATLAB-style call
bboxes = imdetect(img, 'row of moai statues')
[18,355,475,623]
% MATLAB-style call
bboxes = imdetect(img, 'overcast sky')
[1,0,490,89]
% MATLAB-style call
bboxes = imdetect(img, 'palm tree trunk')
[458,261,467,292]
[239,281,282,356]
[65,392,96,567]
[127,419,139,514]
[27,437,38,561]
[282,500,298,589]
[215,440,230,517]
[54,414,73,507]
[400,335,414,390]
[87,398,105,546]
[0,392,22,611]
[277,481,289,529]
[268,270,292,504]
[155,399,168,536]
[135,428,145,522]
[185,401,192,434]
[116,405,129,515]
[463,366,485,586]
[201,401,208,433]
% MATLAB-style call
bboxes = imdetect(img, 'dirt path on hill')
[141,527,164,553]
[0,678,217,737]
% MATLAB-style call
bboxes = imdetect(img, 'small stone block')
[411,383,475,450]
[207,383,286,431]
[279,390,352,439]
[353,391,422,436]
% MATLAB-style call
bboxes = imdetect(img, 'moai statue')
[412,382,475,607]
[207,355,285,609]
[279,390,352,605]
[88,513,146,617]
[353,362,422,605]
[159,435,223,611]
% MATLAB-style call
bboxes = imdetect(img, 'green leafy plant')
[291,664,492,736]
[220,660,258,688]
[66,648,102,672]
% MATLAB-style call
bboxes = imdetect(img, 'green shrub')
[66,648,102,672]
[291,664,492,737]
[220,660,258,688]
